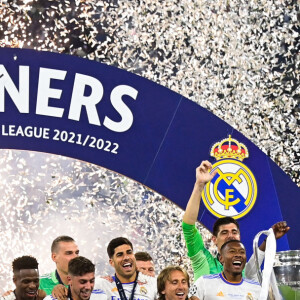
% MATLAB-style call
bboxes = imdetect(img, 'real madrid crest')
[246,293,254,300]
[202,135,257,219]
[139,286,148,295]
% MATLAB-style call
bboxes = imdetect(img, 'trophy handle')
[253,230,277,300]
[253,230,269,284]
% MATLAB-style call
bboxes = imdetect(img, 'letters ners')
[0,65,138,133]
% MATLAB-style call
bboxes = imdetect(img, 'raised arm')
[183,160,216,225]
[258,221,290,251]
[245,221,290,280]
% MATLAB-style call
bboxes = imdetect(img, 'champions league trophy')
[253,229,300,300]
[273,250,300,300]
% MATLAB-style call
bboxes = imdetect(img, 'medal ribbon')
[114,271,139,300]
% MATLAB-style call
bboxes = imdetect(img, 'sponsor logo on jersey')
[216,291,225,297]
[202,135,257,219]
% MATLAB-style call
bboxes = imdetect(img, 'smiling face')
[220,241,246,277]
[52,241,79,275]
[68,272,95,300]
[109,244,136,282]
[13,269,39,300]
[212,223,240,253]
[136,260,155,277]
[162,270,189,300]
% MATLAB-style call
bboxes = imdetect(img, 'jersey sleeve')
[43,295,56,300]
[189,276,205,300]
[245,248,265,280]
[137,272,158,300]
[91,289,108,300]
[93,277,107,291]
[182,222,205,257]
[182,222,210,280]
[39,272,58,295]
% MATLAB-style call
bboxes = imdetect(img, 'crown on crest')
[210,135,249,161]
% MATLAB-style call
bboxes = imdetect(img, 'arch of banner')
[0,48,298,254]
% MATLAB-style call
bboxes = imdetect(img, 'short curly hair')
[68,256,95,276]
[12,256,38,272]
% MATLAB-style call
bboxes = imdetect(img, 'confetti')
[0,0,299,291]
[0,150,204,292]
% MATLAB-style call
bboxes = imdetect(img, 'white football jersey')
[44,289,107,300]
[190,273,261,300]
[94,272,157,300]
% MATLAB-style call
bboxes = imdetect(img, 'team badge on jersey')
[202,135,257,219]
[246,293,254,300]
[139,286,148,295]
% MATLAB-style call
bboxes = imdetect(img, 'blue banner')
[0,48,298,254]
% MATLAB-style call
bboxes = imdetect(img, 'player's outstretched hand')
[195,160,217,186]
[272,221,290,239]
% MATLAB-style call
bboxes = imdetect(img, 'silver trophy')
[253,231,300,300]
[273,250,300,300]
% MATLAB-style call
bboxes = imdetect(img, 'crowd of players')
[2,161,290,300]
